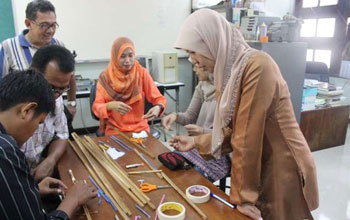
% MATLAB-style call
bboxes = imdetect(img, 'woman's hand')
[184,124,204,136]
[237,203,263,220]
[161,113,177,130]
[107,101,132,115]
[143,105,162,121]
[38,177,68,196]
[169,136,195,152]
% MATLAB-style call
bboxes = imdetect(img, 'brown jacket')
[195,52,319,220]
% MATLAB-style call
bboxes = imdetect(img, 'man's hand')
[143,105,161,121]
[64,181,98,207]
[57,181,98,218]
[38,177,68,196]
[66,105,76,118]
[184,124,204,136]
[107,101,132,115]
[169,135,195,152]
[161,113,177,130]
[237,203,263,220]
[32,157,55,182]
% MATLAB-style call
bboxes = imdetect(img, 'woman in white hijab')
[170,9,319,220]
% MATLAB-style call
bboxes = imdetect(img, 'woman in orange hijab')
[93,37,166,135]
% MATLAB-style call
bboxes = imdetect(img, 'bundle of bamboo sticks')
[70,132,207,220]
[70,132,156,219]
[69,138,130,219]
[83,135,156,210]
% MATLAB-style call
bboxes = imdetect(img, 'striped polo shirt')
[0,122,68,220]
[0,29,63,78]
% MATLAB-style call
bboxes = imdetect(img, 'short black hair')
[31,45,75,74]
[0,70,55,116]
[26,0,55,21]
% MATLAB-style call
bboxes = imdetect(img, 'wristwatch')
[67,101,77,107]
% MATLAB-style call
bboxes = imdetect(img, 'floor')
[157,124,350,220]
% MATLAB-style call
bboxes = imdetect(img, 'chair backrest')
[89,83,99,121]
[305,61,329,82]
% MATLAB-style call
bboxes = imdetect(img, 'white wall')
[12,0,191,60]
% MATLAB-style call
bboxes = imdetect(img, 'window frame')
[295,0,350,75]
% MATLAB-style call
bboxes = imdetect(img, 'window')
[314,50,332,67]
[302,0,338,7]
[317,18,335,37]
[297,0,345,74]
[307,49,314,61]
[319,0,338,6]
[301,19,317,37]
[301,18,335,37]
[303,0,318,8]
[306,49,332,68]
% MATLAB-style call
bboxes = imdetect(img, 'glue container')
[259,22,269,43]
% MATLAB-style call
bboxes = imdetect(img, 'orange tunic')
[93,67,166,135]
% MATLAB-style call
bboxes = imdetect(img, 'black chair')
[89,82,163,139]
[305,61,329,82]
[89,83,104,136]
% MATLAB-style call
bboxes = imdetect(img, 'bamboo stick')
[69,137,131,218]
[133,148,163,179]
[128,170,163,175]
[79,137,146,208]
[69,138,131,217]
[112,128,156,159]
[161,172,208,220]
[84,136,156,210]
[69,140,130,218]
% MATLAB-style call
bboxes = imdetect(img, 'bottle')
[259,22,269,43]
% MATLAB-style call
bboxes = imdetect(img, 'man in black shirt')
[0,70,97,220]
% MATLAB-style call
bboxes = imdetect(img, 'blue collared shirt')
[0,29,63,78]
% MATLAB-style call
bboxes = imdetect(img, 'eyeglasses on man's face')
[49,84,70,95]
[31,20,59,30]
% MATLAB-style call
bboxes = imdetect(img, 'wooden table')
[300,105,350,151]
[58,134,250,220]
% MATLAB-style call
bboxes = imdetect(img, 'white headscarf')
[174,9,255,158]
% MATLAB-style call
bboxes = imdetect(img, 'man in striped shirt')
[0,0,77,134]
[0,70,97,220]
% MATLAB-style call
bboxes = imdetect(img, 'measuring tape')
[157,202,186,220]
[185,185,210,204]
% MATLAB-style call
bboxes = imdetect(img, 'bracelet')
[156,104,164,111]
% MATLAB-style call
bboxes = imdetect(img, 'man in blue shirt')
[0,0,77,126]
[0,70,96,220]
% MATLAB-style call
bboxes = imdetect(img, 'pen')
[154,194,166,220]
[89,176,119,212]
[126,163,144,169]
[210,192,236,209]
[135,203,151,218]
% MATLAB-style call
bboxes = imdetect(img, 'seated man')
[22,45,74,181]
[0,70,96,219]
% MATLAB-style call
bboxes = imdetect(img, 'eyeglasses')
[50,84,70,95]
[31,20,59,30]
